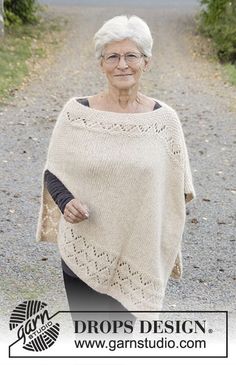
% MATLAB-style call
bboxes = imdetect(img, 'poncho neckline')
[71,96,166,118]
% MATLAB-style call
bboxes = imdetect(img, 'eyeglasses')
[101,52,145,65]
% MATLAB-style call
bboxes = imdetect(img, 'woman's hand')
[64,198,90,224]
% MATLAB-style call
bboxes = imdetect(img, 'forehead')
[104,39,139,53]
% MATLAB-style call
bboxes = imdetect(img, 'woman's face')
[100,38,150,90]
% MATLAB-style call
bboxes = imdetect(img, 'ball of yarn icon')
[9,300,60,352]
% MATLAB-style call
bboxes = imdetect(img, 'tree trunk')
[0,0,4,37]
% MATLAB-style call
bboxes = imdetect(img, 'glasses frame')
[101,51,146,66]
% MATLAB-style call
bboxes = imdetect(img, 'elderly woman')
[36,15,196,323]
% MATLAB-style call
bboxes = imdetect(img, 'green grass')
[223,63,236,86]
[0,12,69,102]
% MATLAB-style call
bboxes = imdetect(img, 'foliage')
[3,0,41,26]
[198,0,236,63]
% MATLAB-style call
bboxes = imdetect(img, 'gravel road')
[0,2,235,340]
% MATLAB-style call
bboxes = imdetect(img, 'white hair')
[93,15,153,59]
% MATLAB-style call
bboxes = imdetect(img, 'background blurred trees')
[199,0,236,64]
[3,0,40,27]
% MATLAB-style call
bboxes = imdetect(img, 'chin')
[113,80,137,89]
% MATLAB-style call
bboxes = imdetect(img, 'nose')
[117,55,128,69]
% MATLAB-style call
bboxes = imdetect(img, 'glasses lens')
[104,54,119,64]
[126,53,141,63]
[103,52,143,64]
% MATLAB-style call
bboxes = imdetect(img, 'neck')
[105,84,141,109]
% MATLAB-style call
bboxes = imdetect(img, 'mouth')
[114,74,133,77]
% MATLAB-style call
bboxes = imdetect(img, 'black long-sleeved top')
[44,169,74,214]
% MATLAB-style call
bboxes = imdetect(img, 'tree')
[4,0,40,26]
[199,0,236,63]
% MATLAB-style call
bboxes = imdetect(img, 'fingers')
[66,203,84,219]
[72,199,89,217]
[64,209,84,223]
[64,198,90,224]
[64,214,77,224]
[64,209,83,223]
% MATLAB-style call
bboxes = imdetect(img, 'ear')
[143,56,152,72]
[99,58,106,73]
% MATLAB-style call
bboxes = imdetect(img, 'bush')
[199,0,236,64]
[4,0,41,26]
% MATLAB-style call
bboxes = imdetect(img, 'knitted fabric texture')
[36,97,196,320]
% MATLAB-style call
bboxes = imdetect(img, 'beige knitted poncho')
[36,96,196,319]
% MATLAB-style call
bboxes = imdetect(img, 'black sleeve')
[44,169,74,214]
